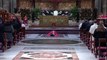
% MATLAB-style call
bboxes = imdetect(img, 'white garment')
[21,24,26,27]
[79,23,83,29]
[42,13,46,16]
[89,23,98,34]
[53,10,58,16]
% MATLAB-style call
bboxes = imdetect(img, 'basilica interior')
[0,0,107,60]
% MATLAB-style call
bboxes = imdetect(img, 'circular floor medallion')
[21,39,81,44]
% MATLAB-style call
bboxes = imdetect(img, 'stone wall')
[81,0,92,9]
[58,2,76,10]
[18,0,93,10]
[19,0,32,9]
[35,2,53,10]
[40,16,68,27]
[35,2,76,10]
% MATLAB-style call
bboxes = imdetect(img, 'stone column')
[92,0,95,8]
[95,0,102,14]
[99,0,101,11]
[0,0,3,8]
[76,0,81,22]
[11,0,17,13]
[76,0,81,8]
[32,0,35,8]
[2,0,9,11]
[0,0,17,12]
[95,0,98,8]
[102,0,107,15]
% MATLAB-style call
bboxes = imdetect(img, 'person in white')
[89,20,107,34]
[89,20,98,34]
[89,20,98,50]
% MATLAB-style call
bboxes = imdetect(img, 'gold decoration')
[81,0,92,9]
[39,16,68,27]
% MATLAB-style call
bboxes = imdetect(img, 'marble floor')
[0,34,98,60]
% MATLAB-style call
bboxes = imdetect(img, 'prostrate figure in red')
[47,30,58,37]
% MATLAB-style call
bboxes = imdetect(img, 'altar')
[39,16,68,27]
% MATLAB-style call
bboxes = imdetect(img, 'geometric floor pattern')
[13,49,79,60]
[21,39,81,44]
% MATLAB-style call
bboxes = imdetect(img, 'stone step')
[25,27,79,34]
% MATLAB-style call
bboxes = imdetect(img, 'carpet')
[13,49,79,60]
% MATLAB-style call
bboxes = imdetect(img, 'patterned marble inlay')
[13,49,79,60]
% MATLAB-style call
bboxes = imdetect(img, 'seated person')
[0,17,5,48]
[93,20,107,57]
